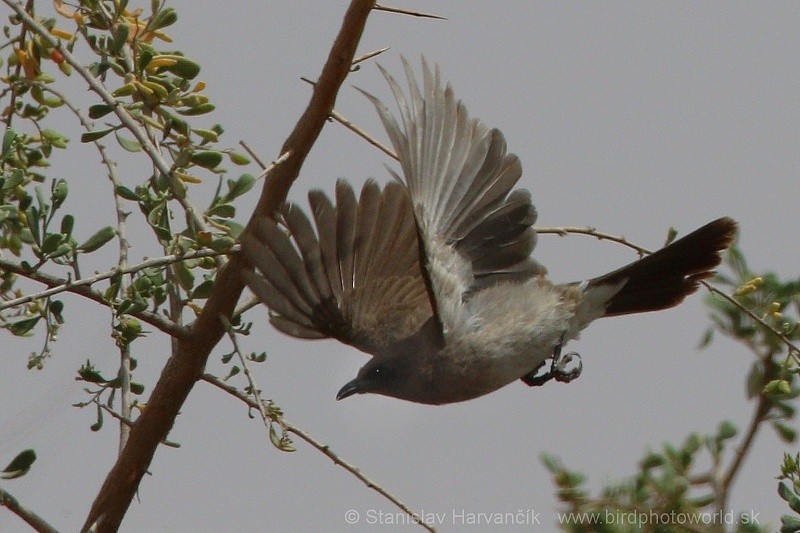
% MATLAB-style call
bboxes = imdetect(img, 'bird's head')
[336,349,433,403]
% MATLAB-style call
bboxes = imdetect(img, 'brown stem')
[81,1,376,530]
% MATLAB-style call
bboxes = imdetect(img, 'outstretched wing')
[360,57,545,334]
[242,179,433,356]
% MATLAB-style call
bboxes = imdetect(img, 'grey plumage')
[242,58,737,405]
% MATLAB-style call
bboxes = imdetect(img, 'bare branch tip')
[373,4,447,20]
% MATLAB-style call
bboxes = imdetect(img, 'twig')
[702,282,800,357]
[0,245,237,312]
[220,317,272,431]
[535,225,651,256]
[0,487,59,533]
[0,255,187,338]
[716,392,771,514]
[255,150,292,181]
[301,76,398,160]
[96,402,181,449]
[334,107,397,160]
[201,373,436,533]
[535,225,800,357]
[353,47,390,66]
[373,4,446,19]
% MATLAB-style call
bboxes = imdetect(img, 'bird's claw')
[520,334,582,387]
[552,351,582,383]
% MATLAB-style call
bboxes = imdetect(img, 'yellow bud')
[145,56,178,73]
[734,284,756,297]
[175,171,202,184]
[49,27,74,40]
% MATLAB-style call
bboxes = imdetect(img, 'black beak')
[336,378,362,401]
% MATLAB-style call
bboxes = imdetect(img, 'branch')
[0,247,237,313]
[0,255,186,338]
[373,4,446,19]
[0,487,59,533]
[716,392,771,513]
[536,225,800,356]
[201,374,436,532]
[81,1,376,530]
[535,225,651,256]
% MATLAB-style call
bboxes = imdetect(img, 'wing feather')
[243,180,432,355]
[360,58,544,335]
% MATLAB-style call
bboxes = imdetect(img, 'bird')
[241,58,737,405]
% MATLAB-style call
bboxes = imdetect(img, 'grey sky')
[1,2,798,531]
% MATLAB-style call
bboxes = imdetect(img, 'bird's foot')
[520,335,582,387]
[520,360,551,387]
[552,350,582,383]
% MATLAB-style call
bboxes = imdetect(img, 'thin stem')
[0,246,236,313]
[0,487,59,533]
[536,226,800,356]
[0,255,187,338]
[373,4,446,19]
[201,373,436,533]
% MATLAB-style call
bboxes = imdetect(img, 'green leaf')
[2,169,25,190]
[207,203,235,218]
[81,128,115,143]
[0,449,36,479]
[765,379,792,396]
[192,128,219,143]
[190,150,223,170]
[224,173,255,202]
[130,382,145,395]
[164,57,200,80]
[190,279,214,299]
[2,128,17,156]
[50,243,73,259]
[31,86,64,108]
[110,24,130,54]
[224,365,240,380]
[174,262,194,291]
[177,103,215,116]
[115,133,143,152]
[149,7,178,32]
[217,219,244,239]
[6,316,40,336]
[88,104,115,119]
[209,236,235,252]
[78,226,116,253]
[698,327,713,349]
[781,515,800,533]
[115,185,140,201]
[774,421,797,444]
[688,492,716,508]
[51,179,68,208]
[717,420,738,440]
[228,151,250,166]
[49,300,65,323]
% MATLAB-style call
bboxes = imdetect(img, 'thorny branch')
[202,373,437,533]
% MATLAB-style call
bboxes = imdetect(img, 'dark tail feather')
[591,217,737,317]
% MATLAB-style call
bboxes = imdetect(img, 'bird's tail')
[585,217,738,318]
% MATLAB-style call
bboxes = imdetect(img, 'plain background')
[1,2,798,531]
